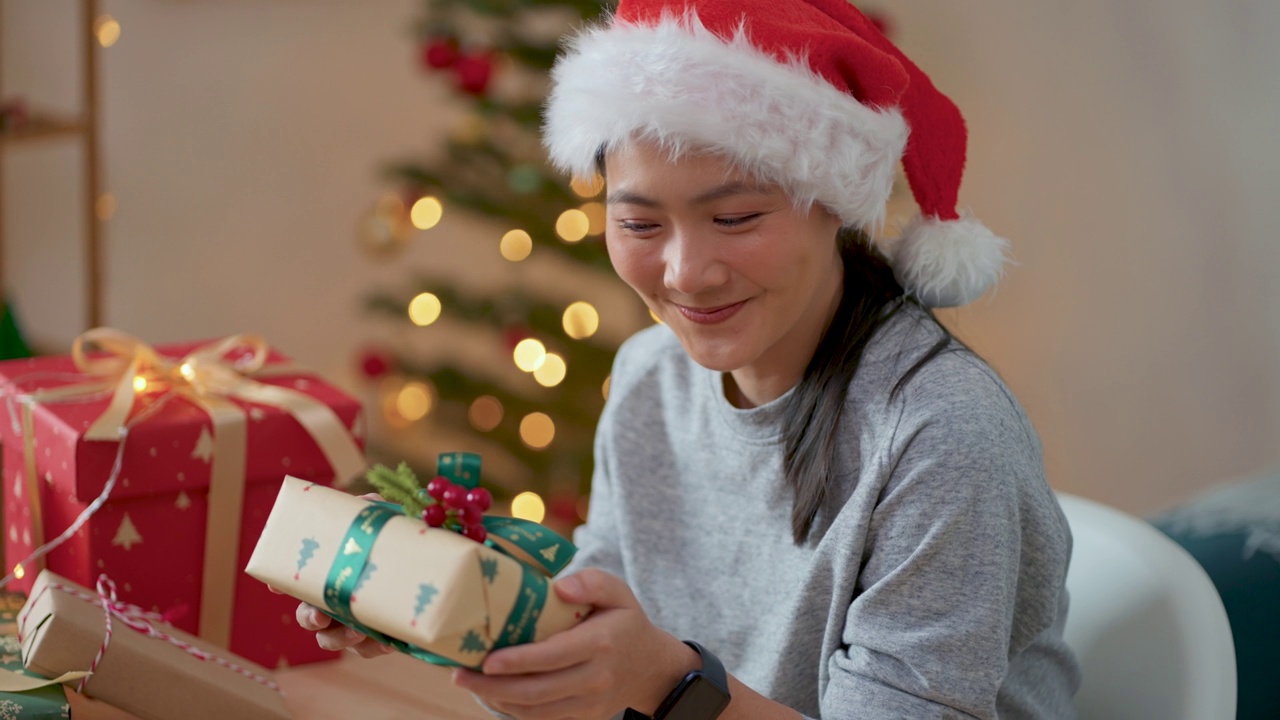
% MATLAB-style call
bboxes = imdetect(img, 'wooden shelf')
[0,113,87,146]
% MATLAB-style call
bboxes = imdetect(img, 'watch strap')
[682,640,729,695]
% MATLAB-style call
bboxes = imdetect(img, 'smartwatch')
[628,640,731,720]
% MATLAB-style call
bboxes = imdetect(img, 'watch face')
[662,675,731,720]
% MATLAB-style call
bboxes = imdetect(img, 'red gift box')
[0,330,367,669]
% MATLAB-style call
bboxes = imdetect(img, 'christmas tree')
[355,0,648,528]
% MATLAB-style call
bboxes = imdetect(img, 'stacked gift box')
[0,332,367,669]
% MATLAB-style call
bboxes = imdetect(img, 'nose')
[663,227,729,296]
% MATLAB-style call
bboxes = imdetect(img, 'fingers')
[454,662,594,710]
[296,603,332,631]
[357,492,384,502]
[553,568,637,610]
[483,620,597,675]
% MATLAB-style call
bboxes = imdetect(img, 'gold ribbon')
[16,329,367,648]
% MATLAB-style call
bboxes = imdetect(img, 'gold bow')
[18,329,367,649]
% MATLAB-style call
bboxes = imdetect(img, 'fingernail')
[557,575,582,596]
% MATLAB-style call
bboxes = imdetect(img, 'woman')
[300,1,1081,717]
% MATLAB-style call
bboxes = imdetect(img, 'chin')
[671,331,753,373]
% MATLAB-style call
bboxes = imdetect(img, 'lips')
[674,300,746,325]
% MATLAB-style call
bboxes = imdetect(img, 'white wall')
[4,0,1278,513]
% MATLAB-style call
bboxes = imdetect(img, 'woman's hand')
[295,601,394,658]
[452,568,700,720]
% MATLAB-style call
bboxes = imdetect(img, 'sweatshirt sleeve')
[819,357,1068,719]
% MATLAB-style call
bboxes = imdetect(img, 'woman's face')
[604,140,844,390]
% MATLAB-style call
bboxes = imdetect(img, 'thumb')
[554,568,636,610]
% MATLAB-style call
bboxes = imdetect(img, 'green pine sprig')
[365,462,428,517]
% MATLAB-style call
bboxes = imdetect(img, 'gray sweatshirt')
[566,305,1080,719]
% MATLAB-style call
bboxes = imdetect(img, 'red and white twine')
[18,574,279,693]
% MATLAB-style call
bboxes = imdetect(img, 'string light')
[95,193,116,221]
[513,339,547,372]
[602,375,611,400]
[132,376,148,393]
[556,209,589,243]
[570,175,604,198]
[519,412,555,449]
[580,202,606,236]
[408,292,442,326]
[468,396,504,432]
[562,302,599,340]
[511,491,546,523]
[13,564,24,580]
[395,381,433,421]
[533,353,566,388]
[410,197,443,230]
[95,15,121,47]
[500,230,533,262]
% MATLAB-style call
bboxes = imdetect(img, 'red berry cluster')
[421,476,492,543]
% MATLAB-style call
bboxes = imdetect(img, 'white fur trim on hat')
[890,214,1009,308]
[544,13,908,230]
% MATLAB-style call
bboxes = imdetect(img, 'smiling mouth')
[673,300,746,325]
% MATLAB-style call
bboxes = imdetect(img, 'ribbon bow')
[71,329,272,440]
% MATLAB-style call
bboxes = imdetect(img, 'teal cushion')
[1152,471,1280,720]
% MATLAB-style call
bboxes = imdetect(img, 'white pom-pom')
[890,215,1009,308]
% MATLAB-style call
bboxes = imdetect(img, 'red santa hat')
[543,0,1008,307]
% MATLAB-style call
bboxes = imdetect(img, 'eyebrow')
[606,181,772,208]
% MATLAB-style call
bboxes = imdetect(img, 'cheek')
[606,236,662,293]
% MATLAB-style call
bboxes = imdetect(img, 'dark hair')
[782,228,955,544]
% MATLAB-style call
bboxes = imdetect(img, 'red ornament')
[358,347,394,380]
[547,495,581,525]
[502,326,529,352]
[421,37,459,70]
[453,53,494,96]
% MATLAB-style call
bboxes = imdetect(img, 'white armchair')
[1057,492,1237,719]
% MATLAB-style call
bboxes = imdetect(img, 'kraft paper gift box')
[246,475,588,668]
[15,570,289,720]
[0,592,70,719]
[0,331,367,668]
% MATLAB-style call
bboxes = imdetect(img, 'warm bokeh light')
[511,491,546,523]
[513,339,547,372]
[570,175,604,198]
[468,395,504,432]
[408,292,442,326]
[580,202,606,236]
[95,193,116,221]
[562,301,599,340]
[132,376,148,393]
[499,229,533,262]
[12,564,24,580]
[395,381,433,421]
[376,193,405,220]
[556,209,589,243]
[602,374,611,400]
[533,353,567,388]
[410,196,443,230]
[519,412,555,449]
[95,15,121,47]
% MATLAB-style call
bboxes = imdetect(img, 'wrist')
[636,633,702,716]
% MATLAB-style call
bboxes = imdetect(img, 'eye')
[714,213,762,228]
[618,220,660,234]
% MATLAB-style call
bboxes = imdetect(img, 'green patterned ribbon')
[321,453,575,670]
